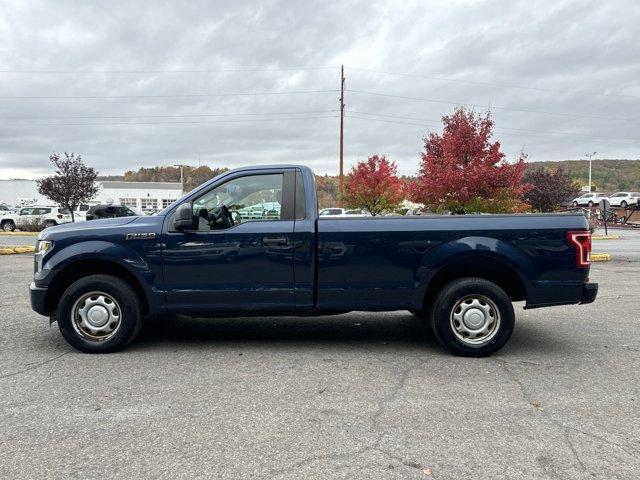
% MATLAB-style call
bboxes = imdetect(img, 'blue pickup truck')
[30,165,597,356]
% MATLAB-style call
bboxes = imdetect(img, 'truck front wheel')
[429,277,514,357]
[57,274,143,353]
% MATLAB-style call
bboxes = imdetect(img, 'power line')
[0,89,339,100]
[1,115,338,127]
[347,110,640,143]
[346,89,637,123]
[0,109,338,120]
[345,114,640,147]
[0,66,340,74]
[348,66,640,101]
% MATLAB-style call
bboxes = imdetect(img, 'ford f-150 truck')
[30,165,597,356]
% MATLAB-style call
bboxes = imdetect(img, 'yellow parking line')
[591,253,612,262]
[0,246,35,255]
[592,235,621,240]
[0,231,39,236]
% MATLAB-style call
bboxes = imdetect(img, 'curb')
[0,245,35,255]
[592,235,621,240]
[0,231,39,236]
[591,253,612,262]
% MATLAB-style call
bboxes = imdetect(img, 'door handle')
[263,236,289,246]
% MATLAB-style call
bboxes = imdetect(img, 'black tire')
[429,277,514,357]
[1,220,15,232]
[572,201,578,207]
[588,201,594,207]
[44,220,57,228]
[621,200,628,208]
[57,274,143,353]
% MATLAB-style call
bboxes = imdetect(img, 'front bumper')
[580,282,598,304]
[30,282,48,316]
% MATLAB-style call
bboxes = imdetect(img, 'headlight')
[36,240,53,255]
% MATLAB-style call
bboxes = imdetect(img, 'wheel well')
[45,259,149,316]
[423,256,526,309]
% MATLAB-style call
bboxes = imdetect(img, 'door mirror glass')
[173,203,194,231]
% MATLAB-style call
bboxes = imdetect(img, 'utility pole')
[585,152,597,192]
[338,64,345,208]
[173,164,188,193]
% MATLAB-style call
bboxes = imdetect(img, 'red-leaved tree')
[408,107,529,213]
[344,155,404,216]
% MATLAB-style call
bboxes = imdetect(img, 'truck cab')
[30,165,597,356]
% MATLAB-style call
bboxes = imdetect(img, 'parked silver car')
[571,193,609,207]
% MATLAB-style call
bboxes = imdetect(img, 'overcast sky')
[0,0,639,179]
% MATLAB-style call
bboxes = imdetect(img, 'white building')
[0,179,183,211]
[100,181,182,212]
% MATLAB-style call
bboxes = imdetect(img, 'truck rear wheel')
[429,277,514,357]
[57,274,143,353]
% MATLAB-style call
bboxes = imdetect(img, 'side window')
[19,208,33,216]
[191,174,283,231]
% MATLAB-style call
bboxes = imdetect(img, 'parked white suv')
[607,192,640,209]
[571,193,609,207]
[0,206,72,231]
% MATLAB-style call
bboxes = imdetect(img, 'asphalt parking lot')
[1,234,639,479]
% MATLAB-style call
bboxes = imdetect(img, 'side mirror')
[173,203,194,231]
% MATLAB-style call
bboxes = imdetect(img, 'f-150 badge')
[126,233,156,240]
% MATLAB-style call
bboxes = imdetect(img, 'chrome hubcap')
[450,295,501,345]
[71,292,121,341]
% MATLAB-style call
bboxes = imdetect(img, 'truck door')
[161,169,296,313]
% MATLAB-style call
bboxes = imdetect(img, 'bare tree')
[36,153,99,221]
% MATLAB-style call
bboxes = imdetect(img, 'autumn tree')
[408,107,529,214]
[315,174,340,208]
[522,167,580,212]
[36,152,99,221]
[123,165,227,192]
[184,166,228,192]
[344,155,404,216]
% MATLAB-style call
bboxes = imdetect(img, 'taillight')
[567,231,591,268]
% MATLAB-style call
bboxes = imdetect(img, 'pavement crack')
[267,359,427,479]
[565,425,639,459]
[494,360,533,407]
[563,429,590,475]
[495,359,639,474]
[368,446,427,472]
[266,446,370,479]
[0,351,70,380]
[369,362,414,429]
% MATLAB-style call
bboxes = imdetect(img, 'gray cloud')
[0,0,638,178]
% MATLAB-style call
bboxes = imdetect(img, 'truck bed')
[316,213,590,310]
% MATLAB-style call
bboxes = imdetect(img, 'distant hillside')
[527,159,640,192]
[97,175,125,181]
